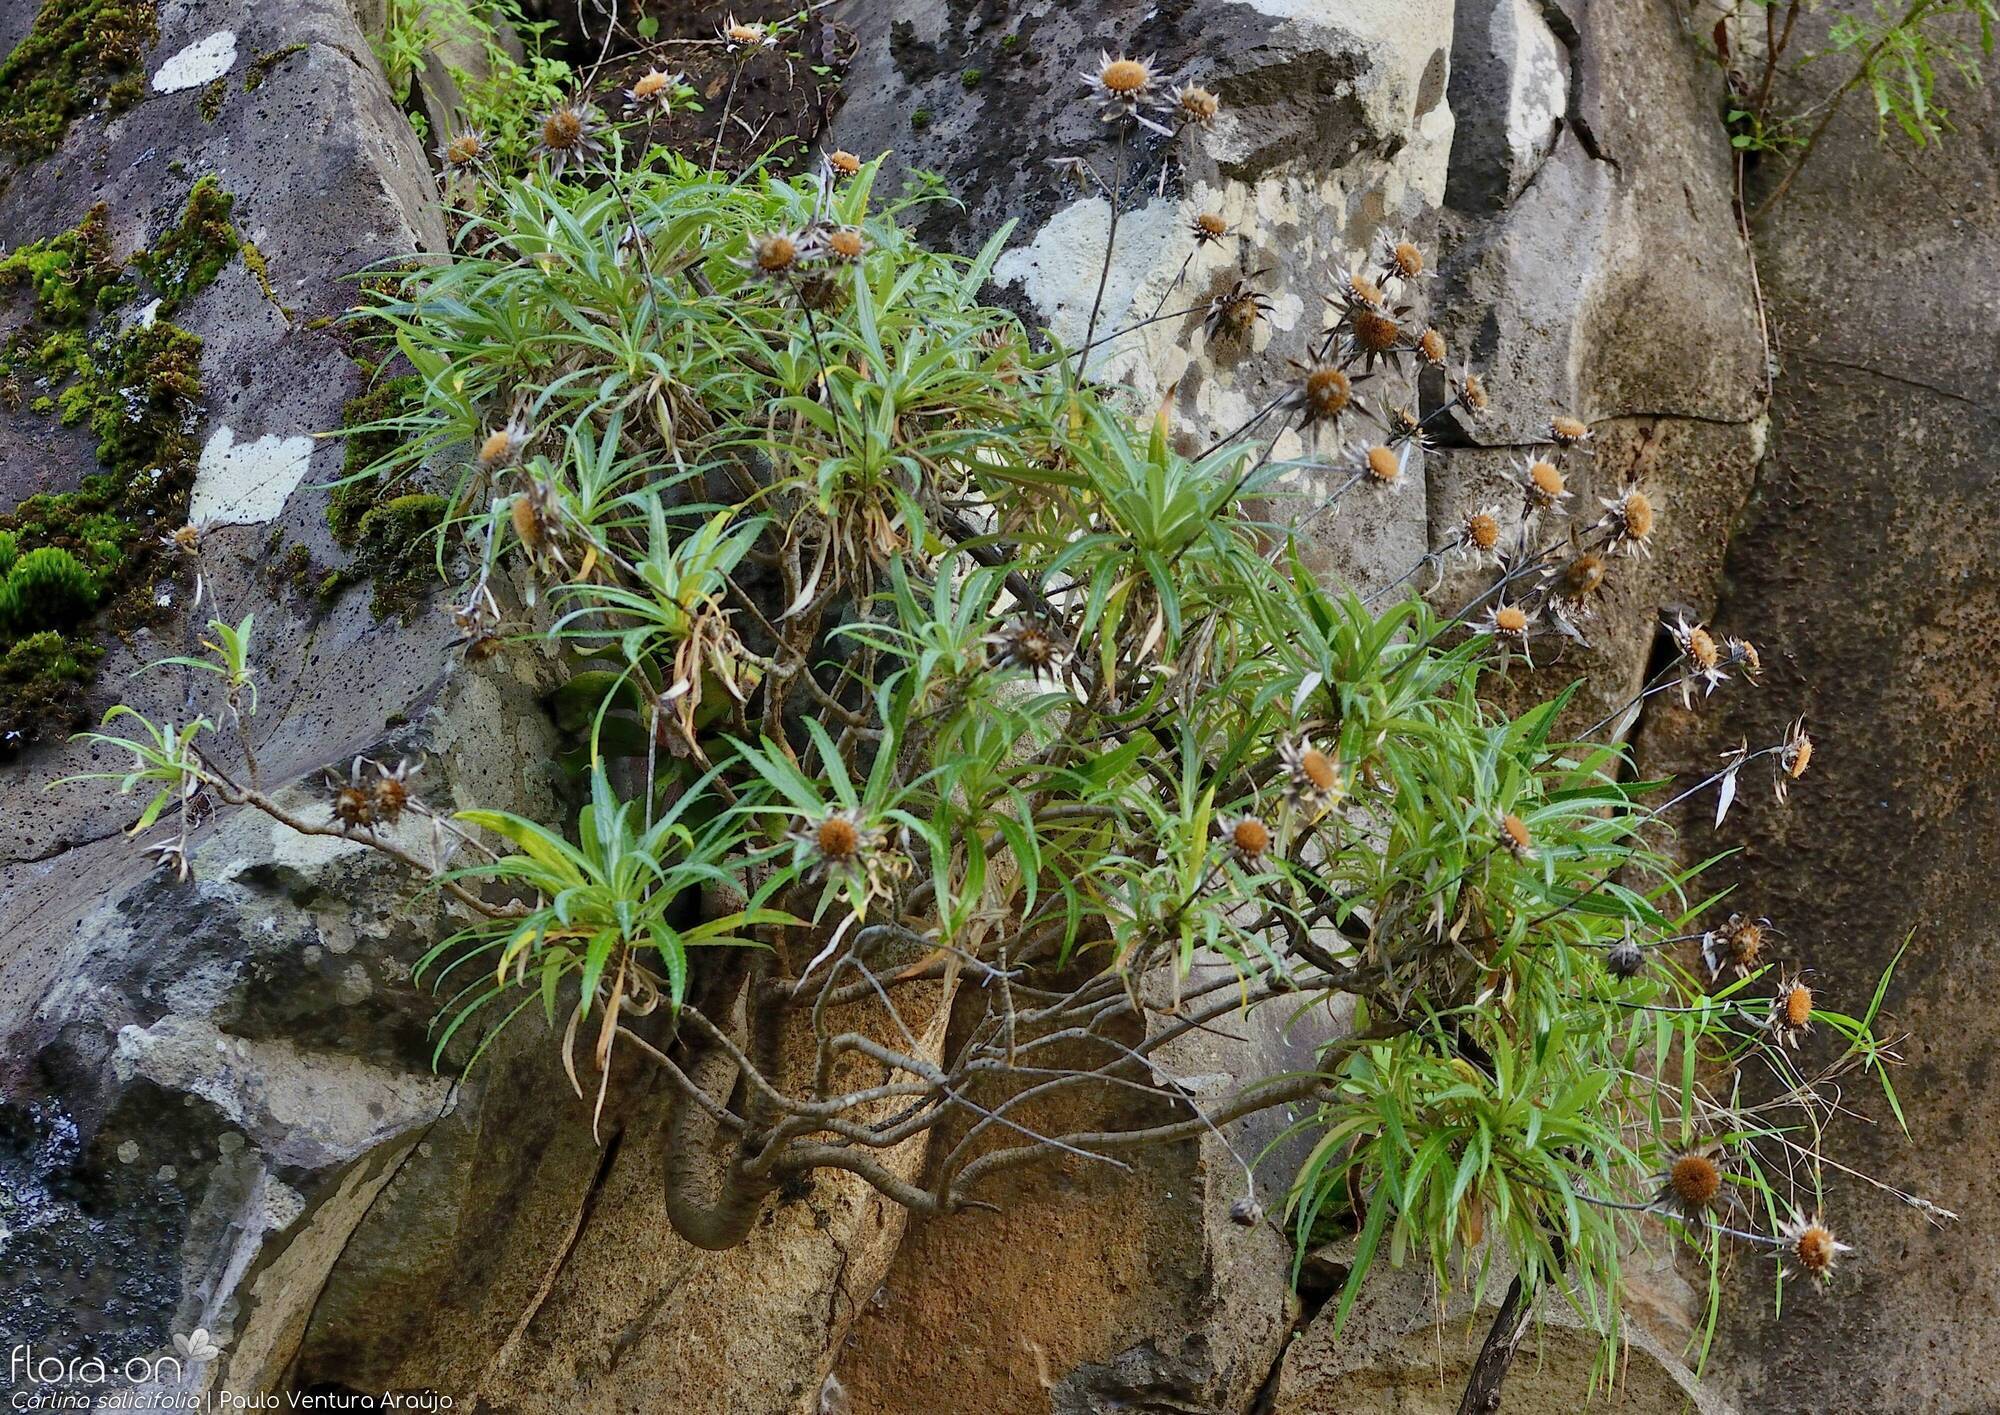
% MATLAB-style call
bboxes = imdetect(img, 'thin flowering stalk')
[1570,930,1710,952]
[1362,545,1454,608]
[1373,546,1572,701]
[1072,302,1212,358]
[1576,670,1689,741]
[1198,390,1290,461]
[1646,745,1784,820]
[1076,125,1133,378]
[1147,249,1201,322]
[797,299,851,460]
[708,67,742,173]
[1289,471,1369,539]
[1506,1172,1789,1250]
[1388,391,1469,446]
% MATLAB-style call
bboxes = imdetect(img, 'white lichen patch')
[993,193,1183,381]
[152,30,238,94]
[1500,0,1568,186]
[114,1013,453,1170]
[191,426,315,525]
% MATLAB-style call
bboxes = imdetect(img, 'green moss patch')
[0,0,158,158]
[0,188,237,749]
[321,491,446,620]
[322,370,442,620]
[0,203,125,323]
[132,177,241,315]
[243,42,306,92]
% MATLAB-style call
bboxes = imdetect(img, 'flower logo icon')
[172,1329,221,1361]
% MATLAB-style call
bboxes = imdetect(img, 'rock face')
[835,0,1455,596]
[1269,1247,1728,1415]
[1430,0,1769,728]
[0,0,1860,1410]
[0,0,477,1390]
[828,0,1762,1409]
[1637,7,2000,1412]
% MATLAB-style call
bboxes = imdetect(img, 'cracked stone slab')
[836,0,1454,610]
[113,1012,452,1170]
[0,0,454,867]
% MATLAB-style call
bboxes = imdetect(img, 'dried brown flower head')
[1416,327,1447,369]
[1683,621,1719,671]
[721,15,773,50]
[327,757,378,832]
[1099,56,1151,93]
[1661,1150,1724,1223]
[510,492,545,551]
[1295,363,1353,425]
[1350,306,1401,356]
[1599,487,1656,557]
[331,784,373,830]
[1204,280,1272,343]
[1280,736,1343,815]
[1382,235,1425,282]
[739,230,805,281]
[828,149,862,176]
[1553,551,1608,604]
[816,814,861,860]
[626,68,684,116]
[1457,506,1505,566]
[1363,443,1405,486]
[821,226,868,262]
[1519,456,1570,514]
[1779,1212,1852,1286]
[365,759,419,826]
[1190,212,1230,244]
[985,619,1068,675]
[1457,368,1491,415]
[1083,52,1169,131]
[1481,602,1534,664]
[439,129,486,167]
[1221,814,1273,861]
[1782,717,1813,781]
[1702,911,1767,980]
[478,416,530,470]
[1770,975,1815,1047]
[1171,83,1221,126]
[1338,271,1385,310]
[1549,414,1591,447]
[1668,614,1728,703]
[534,99,605,175]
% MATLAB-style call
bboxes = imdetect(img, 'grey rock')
[1428,0,1769,728]
[1642,4,2000,1411]
[834,0,1454,593]
[1270,1246,1736,1414]
[1447,0,1568,210]
[0,0,548,1394]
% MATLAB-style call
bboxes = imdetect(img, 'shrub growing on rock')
[72,46,1941,1406]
